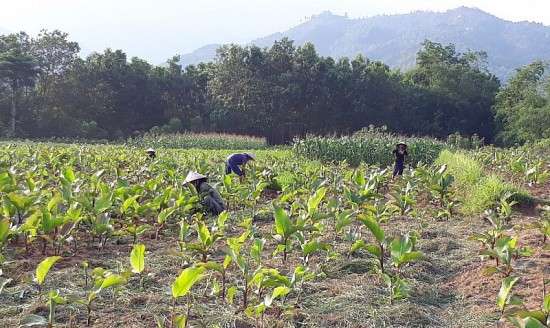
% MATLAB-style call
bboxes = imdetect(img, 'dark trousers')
[393,161,404,177]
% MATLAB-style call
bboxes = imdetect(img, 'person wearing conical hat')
[184,171,225,215]
[392,142,408,179]
[146,147,156,159]
[225,152,256,183]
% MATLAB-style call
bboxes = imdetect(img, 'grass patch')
[436,150,532,215]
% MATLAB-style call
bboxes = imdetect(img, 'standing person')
[225,152,256,183]
[392,142,408,179]
[146,148,156,159]
[184,172,225,215]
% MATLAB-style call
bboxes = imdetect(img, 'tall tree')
[0,33,40,135]
[406,40,500,140]
[493,60,549,144]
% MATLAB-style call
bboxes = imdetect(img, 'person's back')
[198,181,225,207]
[225,152,256,182]
[197,181,225,215]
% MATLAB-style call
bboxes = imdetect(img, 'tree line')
[0,30,548,145]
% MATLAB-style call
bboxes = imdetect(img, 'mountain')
[178,7,550,82]
[0,26,9,35]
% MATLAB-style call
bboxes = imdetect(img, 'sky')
[1,0,549,64]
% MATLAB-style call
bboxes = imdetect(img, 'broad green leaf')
[172,267,206,298]
[274,206,293,238]
[99,274,127,290]
[364,244,381,258]
[200,261,223,273]
[507,316,546,328]
[63,167,76,183]
[130,244,146,274]
[544,294,550,313]
[6,193,25,211]
[41,208,64,234]
[514,310,547,324]
[36,256,62,285]
[307,187,327,215]
[196,221,211,245]
[47,195,63,212]
[94,192,113,213]
[302,240,329,256]
[121,195,139,213]
[359,215,385,243]
[226,285,237,304]
[0,218,10,242]
[497,276,519,309]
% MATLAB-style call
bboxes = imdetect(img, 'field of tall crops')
[127,133,268,150]
[0,141,549,328]
[293,134,447,166]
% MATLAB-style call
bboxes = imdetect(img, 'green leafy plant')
[35,256,62,297]
[130,244,147,290]
[171,266,206,328]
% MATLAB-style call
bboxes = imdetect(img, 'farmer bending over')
[225,152,256,183]
[184,171,225,215]
[392,142,408,179]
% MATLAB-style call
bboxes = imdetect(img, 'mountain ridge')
[178,7,550,81]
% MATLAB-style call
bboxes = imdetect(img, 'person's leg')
[393,162,399,178]
[397,162,405,176]
[225,162,231,175]
[204,196,223,215]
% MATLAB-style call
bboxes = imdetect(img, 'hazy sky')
[1,0,548,64]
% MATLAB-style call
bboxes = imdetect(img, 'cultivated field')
[0,141,549,328]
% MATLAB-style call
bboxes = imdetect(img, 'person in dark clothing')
[392,142,408,179]
[225,152,256,183]
[146,148,156,159]
[184,171,225,215]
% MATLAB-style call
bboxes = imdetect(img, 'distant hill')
[0,27,9,35]
[178,7,550,82]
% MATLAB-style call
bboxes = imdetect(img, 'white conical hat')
[146,148,155,153]
[244,152,256,160]
[184,171,206,183]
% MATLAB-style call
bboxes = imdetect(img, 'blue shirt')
[226,153,248,166]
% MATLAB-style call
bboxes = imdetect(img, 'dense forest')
[0,30,549,145]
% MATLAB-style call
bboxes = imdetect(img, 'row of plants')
[126,132,268,150]
[474,146,550,187]
[470,197,550,327]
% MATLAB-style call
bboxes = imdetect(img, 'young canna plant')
[70,267,129,326]
[130,244,147,290]
[171,266,206,328]
[35,256,62,298]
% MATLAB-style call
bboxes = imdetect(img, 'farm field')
[0,142,549,328]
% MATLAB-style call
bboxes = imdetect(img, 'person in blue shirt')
[392,142,408,179]
[225,152,256,183]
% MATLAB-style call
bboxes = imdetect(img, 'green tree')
[406,40,500,140]
[0,33,40,135]
[493,60,549,145]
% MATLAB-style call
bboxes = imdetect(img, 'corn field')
[292,134,447,166]
[127,132,268,150]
